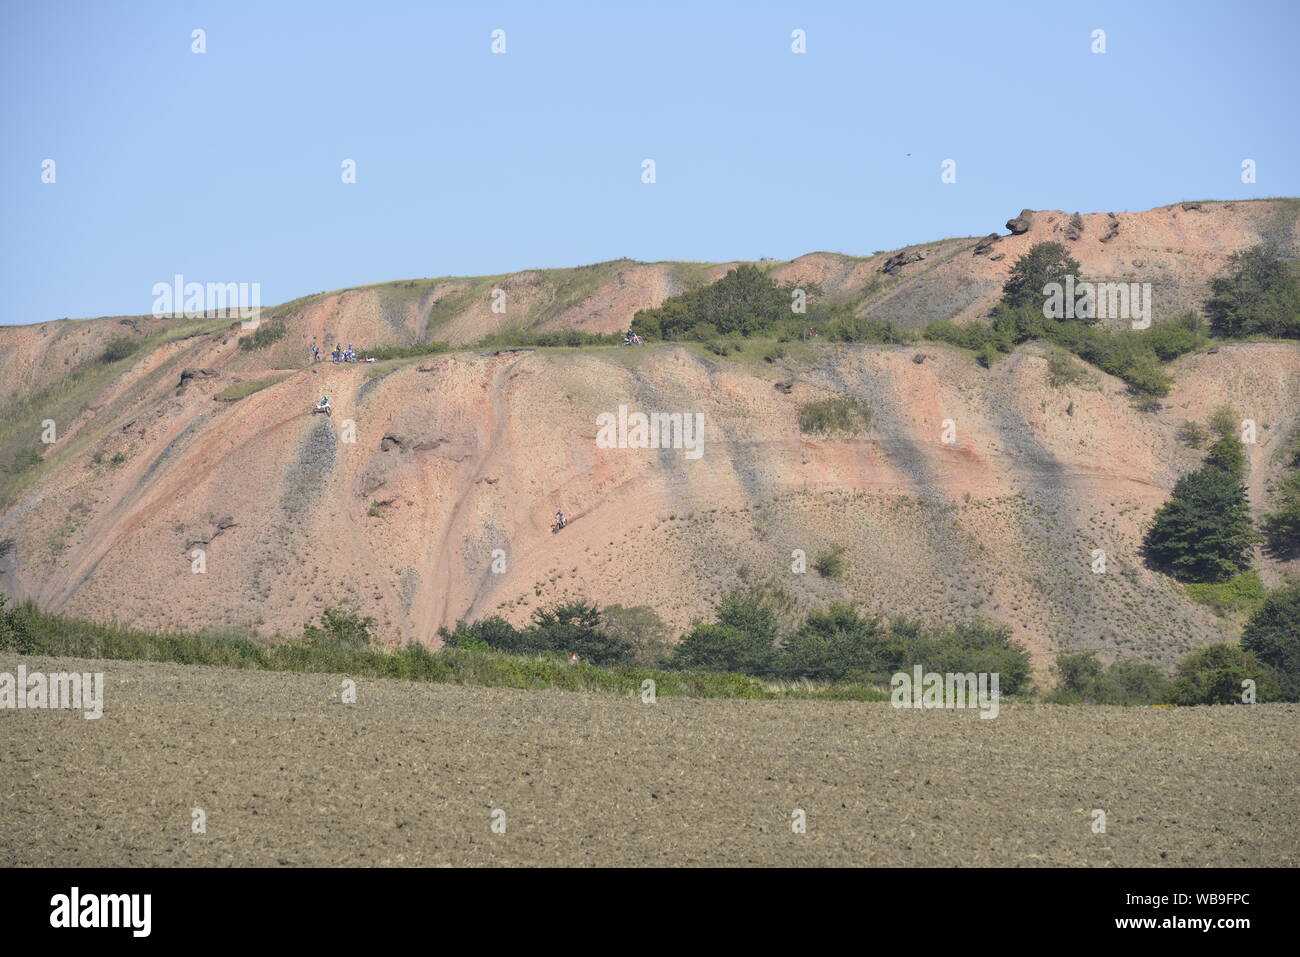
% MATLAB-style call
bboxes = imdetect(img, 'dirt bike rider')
[314,395,331,416]
[553,508,566,529]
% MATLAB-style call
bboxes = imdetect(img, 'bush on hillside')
[1205,245,1300,339]
[100,336,141,363]
[440,601,632,665]
[798,397,872,435]
[630,265,815,340]
[813,544,847,579]
[1000,242,1083,313]
[600,604,673,665]
[529,600,632,665]
[366,341,451,360]
[1166,643,1278,705]
[0,595,36,654]
[303,606,376,649]
[670,588,780,673]
[239,320,287,351]
[1261,471,1300,557]
[1240,583,1300,701]
[1049,650,1168,705]
[1177,421,1208,448]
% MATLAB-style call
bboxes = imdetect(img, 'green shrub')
[930,245,1209,396]
[1,446,42,475]
[303,606,375,649]
[1102,658,1170,705]
[600,604,673,665]
[1145,311,1208,360]
[529,600,632,665]
[923,318,1004,353]
[1205,245,1300,339]
[1047,351,1089,387]
[1261,470,1300,558]
[778,604,886,680]
[1208,404,1239,438]
[441,601,632,665]
[671,588,779,673]
[100,336,141,364]
[630,264,816,340]
[365,341,451,361]
[813,544,847,579]
[476,329,621,349]
[820,312,913,344]
[1240,583,1300,701]
[439,615,530,653]
[1048,650,1168,705]
[798,396,872,436]
[239,320,287,351]
[1055,651,1104,695]
[1185,571,1268,618]
[1166,643,1278,705]
[1177,421,1208,448]
[671,624,765,673]
[774,609,1033,693]
[0,595,36,654]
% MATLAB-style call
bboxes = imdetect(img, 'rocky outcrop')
[1006,209,1035,234]
[178,368,219,388]
[1064,213,1085,241]
[972,233,1001,256]
[381,433,444,453]
[183,516,236,553]
[1099,213,1120,243]
[883,249,926,275]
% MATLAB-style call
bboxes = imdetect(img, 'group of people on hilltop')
[310,340,363,363]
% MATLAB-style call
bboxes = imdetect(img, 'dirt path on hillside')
[3,654,1296,867]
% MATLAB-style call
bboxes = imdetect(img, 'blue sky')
[2,0,1297,324]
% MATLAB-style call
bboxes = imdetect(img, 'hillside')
[1,199,1298,671]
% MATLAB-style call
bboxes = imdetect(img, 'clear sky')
[2,0,1297,324]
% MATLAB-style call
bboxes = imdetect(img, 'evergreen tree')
[1143,465,1254,582]
[1000,242,1082,313]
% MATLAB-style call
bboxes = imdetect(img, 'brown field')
[2,654,1297,867]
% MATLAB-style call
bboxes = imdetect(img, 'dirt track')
[2,654,1297,867]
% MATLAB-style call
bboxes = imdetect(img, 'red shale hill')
[1,199,1297,670]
